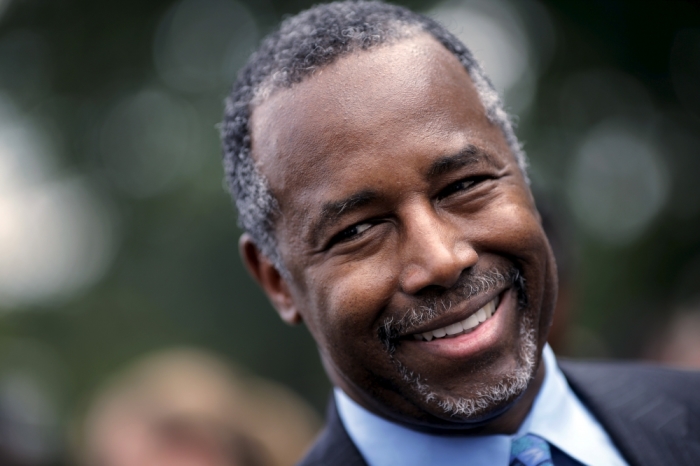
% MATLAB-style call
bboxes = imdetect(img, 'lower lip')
[407,288,514,359]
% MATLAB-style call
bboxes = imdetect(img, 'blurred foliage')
[0,0,699,463]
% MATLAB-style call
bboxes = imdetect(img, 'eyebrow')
[427,145,499,178]
[309,189,380,247]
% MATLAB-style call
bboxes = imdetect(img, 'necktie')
[510,434,554,466]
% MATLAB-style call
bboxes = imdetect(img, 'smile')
[412,295,501,342]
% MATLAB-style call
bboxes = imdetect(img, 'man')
[220,2,700,465]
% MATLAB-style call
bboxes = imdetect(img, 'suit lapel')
[297,396,367,466]
[559,360,700,466]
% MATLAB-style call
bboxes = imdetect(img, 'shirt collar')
[335,344,627,466]
[525,345,627,465]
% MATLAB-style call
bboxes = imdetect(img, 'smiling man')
[220,2,700,465]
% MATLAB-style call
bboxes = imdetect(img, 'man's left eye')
[437,179,477,200]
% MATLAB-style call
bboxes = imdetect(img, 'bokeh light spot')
[99,89,200,198]
[154,0,259,93]
[0,97,117,308]
[430,0,529,93]
[567,119,669,245]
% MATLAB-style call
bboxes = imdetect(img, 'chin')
[398,314,539,424]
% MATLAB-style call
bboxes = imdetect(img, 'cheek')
[480,197,558,330]
[305,253,400,340]
[477,192,546,257]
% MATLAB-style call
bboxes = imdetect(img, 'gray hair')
[220,1,528,269]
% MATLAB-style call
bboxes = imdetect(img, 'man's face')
[248,34,558,430]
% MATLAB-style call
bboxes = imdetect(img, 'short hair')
[220,0,527,269]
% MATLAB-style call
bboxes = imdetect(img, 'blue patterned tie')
[510,434,554,466]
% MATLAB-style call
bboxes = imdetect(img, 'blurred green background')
[0,0,699,463]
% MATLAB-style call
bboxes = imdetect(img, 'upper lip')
[399,286,509,338]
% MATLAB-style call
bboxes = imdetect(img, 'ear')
[239,233,302,325]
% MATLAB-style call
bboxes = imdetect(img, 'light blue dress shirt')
[335,344,629,465]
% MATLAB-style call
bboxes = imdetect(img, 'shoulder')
[558,359,700,466]
[559,358,700,404]
[297,398,367,466]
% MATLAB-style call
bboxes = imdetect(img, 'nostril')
[414,284,450,299]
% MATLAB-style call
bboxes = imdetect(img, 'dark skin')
[240,34,558,435]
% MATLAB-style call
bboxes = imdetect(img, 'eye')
[437,178,478,200]
[329,222,374,246]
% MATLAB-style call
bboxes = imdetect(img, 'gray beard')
[395,315,538,419]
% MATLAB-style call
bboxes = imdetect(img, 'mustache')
[378,266,527,353]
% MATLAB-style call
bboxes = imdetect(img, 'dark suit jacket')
[298,361,700,466]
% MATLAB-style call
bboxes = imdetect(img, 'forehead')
[249,33,514,222]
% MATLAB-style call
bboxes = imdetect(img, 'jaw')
[323,285,544,432]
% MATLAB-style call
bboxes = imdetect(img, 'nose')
[399,201,478,295]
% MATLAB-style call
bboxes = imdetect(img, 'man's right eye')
[329,222,373,246]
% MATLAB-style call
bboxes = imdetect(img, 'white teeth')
[486,299,496,316]
[445,322,463,335]
[413,296,500,342]
[462,314,479,330]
